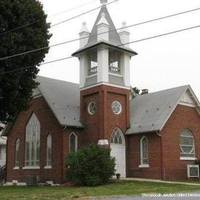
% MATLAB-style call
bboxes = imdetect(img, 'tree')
[66,144,115,186]
[0,0,51,122]
[130,87,140,98]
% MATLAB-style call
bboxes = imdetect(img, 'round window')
[112,101,122,115]
[87,101,97,115]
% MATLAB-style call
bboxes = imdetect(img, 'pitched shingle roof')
[72,6,137,56]
[126,85,199,135]
[87,5,122,46]
[35,77,199,134]
[36,76,83,128]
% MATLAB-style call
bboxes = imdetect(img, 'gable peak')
[97,12,109,25]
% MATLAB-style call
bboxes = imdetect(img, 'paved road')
[80,193,200,200]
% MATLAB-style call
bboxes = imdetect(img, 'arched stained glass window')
[46,134,52,167]
[15,139,20,167]
[111,128,124,145]
[180,129,195,158]
[69,132,78,153]
[140,136,149,165]
[25,113,40,167]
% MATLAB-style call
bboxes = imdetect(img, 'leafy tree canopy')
[0,0,51,122]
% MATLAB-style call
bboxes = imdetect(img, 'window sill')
[180,157,196,161]
[139,164,149,168]
[22,166,40,170]
[13,166,20,170]
[44,166,52,169]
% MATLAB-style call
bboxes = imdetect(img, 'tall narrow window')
[25,113,40,167]
[69,133,78,153]
[46,134,52,167]
[15,139,20,168]
[140,136,149,166]
[180,129,195,158]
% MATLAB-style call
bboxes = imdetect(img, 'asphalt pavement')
[83,193,200,200]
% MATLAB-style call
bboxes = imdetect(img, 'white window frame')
[87,101,97,115]
[180,129,195,160]
[25,113,40,168]
[69,132,78,153]
[111,101,122,115]
[187,165,199,178]
[45,134,52,168]
[139,136,149,168]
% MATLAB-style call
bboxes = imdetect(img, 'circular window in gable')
[87,101,97,115]
[112,101,122,115]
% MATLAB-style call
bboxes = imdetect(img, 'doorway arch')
[110,128,126,177]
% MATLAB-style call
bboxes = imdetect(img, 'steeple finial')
[100,0,107,6]
[80,22,89,33]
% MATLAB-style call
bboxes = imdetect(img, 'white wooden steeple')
[72,0,137,89]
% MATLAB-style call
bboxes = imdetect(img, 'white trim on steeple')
[79,22,90,48]
[119,21,130,47]
[79,22,89,33]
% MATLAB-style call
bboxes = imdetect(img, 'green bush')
[65,144,115,186]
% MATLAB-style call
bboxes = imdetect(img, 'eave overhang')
[72,41,138,57]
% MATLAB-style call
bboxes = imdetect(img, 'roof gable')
[36,76,83,128]
[126,85,200,135]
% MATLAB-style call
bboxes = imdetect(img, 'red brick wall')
[80,85,130,144]
[161,104,200,180]
[126,133,162,179]
[127,104,200,181]
[6,96,77,184]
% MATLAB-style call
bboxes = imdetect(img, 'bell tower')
[72,0,137,145]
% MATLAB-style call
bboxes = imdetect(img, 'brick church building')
[4,0,200,184]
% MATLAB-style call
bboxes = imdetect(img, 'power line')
[0,5,199,61]
[0,0,98,35]
[51,0,118,27]
[0,23,200,76]
[121,24,200,46]
[124,7,200,29]
[0,0,116,36]
[48,0,97,18]
[0,56,73,75]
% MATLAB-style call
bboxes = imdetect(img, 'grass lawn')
[0,180,200,200]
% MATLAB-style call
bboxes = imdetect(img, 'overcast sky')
[39,0,200,99]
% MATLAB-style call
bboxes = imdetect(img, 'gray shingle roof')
[72,6,137,56]
[126,85,199,135]
[35,77,199,133]
[88,5,122,46]
[36,76,83,128]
